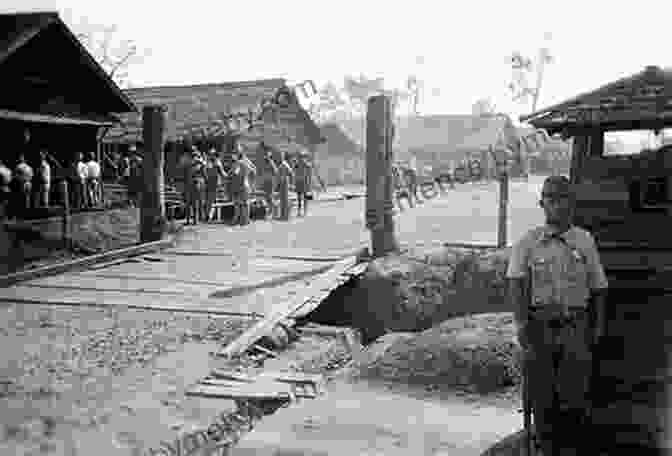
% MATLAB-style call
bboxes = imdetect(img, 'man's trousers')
[525,308,593,455]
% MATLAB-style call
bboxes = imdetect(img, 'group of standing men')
[179,140,313,226]
[258,142,312,221]
[0,150,54,219]
[70,152,102,210]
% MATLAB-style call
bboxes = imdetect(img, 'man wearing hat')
[506,175,608,456]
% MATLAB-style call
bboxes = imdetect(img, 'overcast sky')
[5,0,672,121]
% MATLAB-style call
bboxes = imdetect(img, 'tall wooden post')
[365,95,398,257]
[493,148,509,249]
[59,179,70,249]
[140,105,166,243]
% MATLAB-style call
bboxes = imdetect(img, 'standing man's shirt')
[0,163,12,194]
[15,161,33,182]
[506,225,608,309]
[38,159,51,185]
[86,160,101,180]
[76,161,88,181]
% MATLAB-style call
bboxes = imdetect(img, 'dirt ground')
[0,302,252,456]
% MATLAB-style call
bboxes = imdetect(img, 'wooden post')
[494,154,509,249]
[365,95,398,257]
[140,105,166,243]
[59,179,70,249]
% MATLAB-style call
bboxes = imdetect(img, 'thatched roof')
[0,11,135,124]
[521,65,672,134]
[319,123,362,158]
[104,79,323,146]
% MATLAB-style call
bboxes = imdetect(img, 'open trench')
[144,270,372,456]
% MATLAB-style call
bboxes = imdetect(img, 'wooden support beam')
[140,105,166,243]
[0,239,172,288]
[365,95,398,257]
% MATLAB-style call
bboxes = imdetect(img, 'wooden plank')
[217,254,362,358]
[0,287,264,317]
[209,369,324,386]
[0,239,173,288]
[197,379,317,399]
[186,383,296,401]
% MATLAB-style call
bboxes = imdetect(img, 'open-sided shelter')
[0,12,136,174]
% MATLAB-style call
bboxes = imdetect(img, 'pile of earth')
[342,312,522,395]
[310,245,512,342]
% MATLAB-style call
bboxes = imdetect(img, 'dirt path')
[231,378,521,456]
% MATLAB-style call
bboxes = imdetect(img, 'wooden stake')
[141,105,166,243]
[365,95,398,257]
[497,165,509,249]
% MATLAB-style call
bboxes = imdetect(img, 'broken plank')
[209,369,324,386]
[186,383,296,401]
[251,344,278,357]
[217,255,360,358]
[198,379,317,398]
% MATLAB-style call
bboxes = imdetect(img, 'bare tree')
[472,98,497,117]
[508,33,554,113]
[75,23,148,88]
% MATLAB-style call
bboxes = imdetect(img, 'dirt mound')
[323,246,513,341]
[346,313,522,395]
[480,429,529,456]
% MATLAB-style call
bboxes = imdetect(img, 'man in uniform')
[293,151,312,217]
[204,148,228,222]
[230,144,256,226]
[507,175,608,456]
[259,144,278,220]
[183,147,206,225]
[276,151,294,221]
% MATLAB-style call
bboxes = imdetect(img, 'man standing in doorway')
[506,175,608,456]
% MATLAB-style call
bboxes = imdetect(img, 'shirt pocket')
[565,249,588,285]
[530,256,554,305]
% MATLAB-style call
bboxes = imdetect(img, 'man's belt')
[528,304,587,324]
